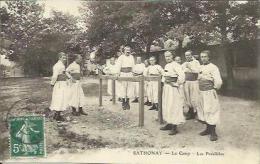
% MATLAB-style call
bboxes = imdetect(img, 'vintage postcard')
[0,0,259,163]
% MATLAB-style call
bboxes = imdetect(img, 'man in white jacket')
[66,54,87,116]
[182,50,200,120]
[160,51,185,135]
[146,56,164,111]
[50,52,69,121]
[116,46,135,110]
[103,57,120,100]
[132,56,145,103]
[197,50,222,141]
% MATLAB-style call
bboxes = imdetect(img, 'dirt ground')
[0,77,260,162]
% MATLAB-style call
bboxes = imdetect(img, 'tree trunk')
[222,43,234,90]
[146,40,152,57]
[177,39,183,57]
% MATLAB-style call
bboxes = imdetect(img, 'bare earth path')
[0,77,259,163]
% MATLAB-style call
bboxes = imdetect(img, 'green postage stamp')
[8,116,46,158]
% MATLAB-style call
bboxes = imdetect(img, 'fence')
[99,75,163,127]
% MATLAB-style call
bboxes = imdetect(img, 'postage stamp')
[8,116,46,158]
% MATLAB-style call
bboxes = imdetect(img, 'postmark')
[8,116,46,158]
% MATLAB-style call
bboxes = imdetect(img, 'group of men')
[49,52,87,121]
[104,46,222,141]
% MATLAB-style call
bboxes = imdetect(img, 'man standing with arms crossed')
[116,46,135,110]
[182,50,201,120]
[197,50,222,141]
[132,56,145,103]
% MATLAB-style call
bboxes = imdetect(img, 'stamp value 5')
[8,116,46,158]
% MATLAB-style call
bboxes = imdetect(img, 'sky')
[0,0,83,17]
[40,0,82,17]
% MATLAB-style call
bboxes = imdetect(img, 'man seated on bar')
[143,59,152,106]
[146,56,164,111]
[103,57,120,101]
[116,45,135,110]
[132,56,145,103]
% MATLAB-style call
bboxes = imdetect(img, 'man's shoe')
[209,125,218,141]
[55,112,65,122]
[147,102,152,106]
[155,103,159,111]
[186,108,195,120]
[132,98,139,103]
[149,104,156,110]
[199,124,210,136]
[126,98,130,110]
[122,98,127,110]
[72,107,80,116]
[144,101,149,105]
[160,124,172,130]
[118,98,122,102]
[79,107,88,115]
[168,125,178,135]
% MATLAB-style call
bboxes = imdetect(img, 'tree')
[80,1,205,58]
[201,1,259,89]
[2,0,46,61]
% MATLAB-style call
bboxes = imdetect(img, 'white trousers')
[183,81,200,112]
[50,81,69,111]
[162,84,185,125]
[148,81,159,103]
[67,80,85,108]
[197,89,220,125]
[118,72,133,98]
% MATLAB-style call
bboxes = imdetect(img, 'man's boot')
[118,97,122,102]
[132,97,139,103]
[186,108,195,120]
[122,98,126,110]
[55,111,65,122]
[144,100,149,105]
[199,123,210,136]
[126,98,130,110]
[78,107,88,115]
[72,107,80,116]
[168,125,178,135]
[147,101,152,106]
[154,103,159,111]
[53,111,58,120]
[209,125,218,141]
[160,124,172,130]
[149,103,156,110]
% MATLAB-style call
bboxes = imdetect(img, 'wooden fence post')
[99,77,103,106]
[158,76,163,124]
[139,75,144,127]
[112,79,116,104]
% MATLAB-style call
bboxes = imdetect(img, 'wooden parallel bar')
[112,80,116,104]
[139,76,144,127]
[99,78,103,106]
[100,75,141,82]
[144,76,161,81]
[100,75,161,82]
[157,76,163,124]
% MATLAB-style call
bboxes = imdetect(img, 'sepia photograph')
[0,0,259,163]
